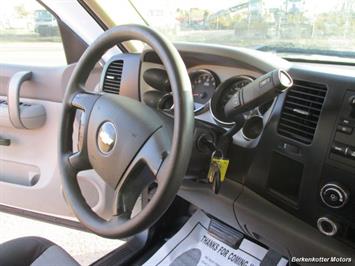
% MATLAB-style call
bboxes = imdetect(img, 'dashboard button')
[279,142,300,154]
[320,183,349,209]
[331,143,347,156]
[341,118,351,125]
[349,96,355,107]
[317,217,338,236]
[340,118,355,126]
[346,147,355,160]
[259,77,271,87]
[336,125,353,134]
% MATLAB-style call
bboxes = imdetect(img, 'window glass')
[0,0,67,66]
[97,0,355,64]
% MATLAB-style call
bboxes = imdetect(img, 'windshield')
[34,10,54,22]
[97,0,355,64]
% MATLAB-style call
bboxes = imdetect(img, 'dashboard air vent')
[278,80,327,144]
[102,60,123,94]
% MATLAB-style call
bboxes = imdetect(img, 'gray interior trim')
[0,64,102,103]
[179,179,355,262]
[0,204,86,232]
[99,53,141,100]
[173,42,292,72]
[57,19,88,64]
[178,179,243,232]
[143,43,292,73]
[0,160,39,186]
[234,186,355,262]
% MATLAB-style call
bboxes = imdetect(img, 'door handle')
[0,137,10,146]
[8,71,32,129]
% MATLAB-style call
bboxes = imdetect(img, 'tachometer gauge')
[210,76,253,126]
[189,70,219,113]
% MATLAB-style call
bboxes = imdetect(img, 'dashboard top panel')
[143,42,292,73]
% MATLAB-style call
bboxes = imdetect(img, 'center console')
[319,90,355,245]
[242,66,355,249]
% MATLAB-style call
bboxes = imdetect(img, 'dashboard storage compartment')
[268,152,304,203]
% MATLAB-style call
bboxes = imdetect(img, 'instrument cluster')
[143,68,273,129]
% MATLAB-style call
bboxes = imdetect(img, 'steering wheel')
[58,24,194,238]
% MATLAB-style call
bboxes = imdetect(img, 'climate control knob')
[320,183,349,209]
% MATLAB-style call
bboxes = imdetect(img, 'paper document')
[143,210,288,266]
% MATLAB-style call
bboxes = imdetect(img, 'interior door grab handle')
[0,137,10,146]
[8,71,32,129]
[6,71,46,130]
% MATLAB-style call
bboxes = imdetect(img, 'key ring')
[211,149,224,159]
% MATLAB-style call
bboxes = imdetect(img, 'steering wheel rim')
[58,24,194,238]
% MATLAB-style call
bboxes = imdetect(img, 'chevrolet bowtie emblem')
[97,122,116,153]
[99,131,115,146]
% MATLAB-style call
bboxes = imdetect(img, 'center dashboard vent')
[102,60,123,94]
[278,80,327,144]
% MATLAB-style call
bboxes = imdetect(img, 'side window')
[0,0,67,66]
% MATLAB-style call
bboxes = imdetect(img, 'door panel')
[0,64,99,102]
[0,63,114,220]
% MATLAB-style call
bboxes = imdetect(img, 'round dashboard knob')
[320,183,349,209]
[317,217,338,236]
[349,95,355,107]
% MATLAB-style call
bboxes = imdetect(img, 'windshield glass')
[98,0,355,63]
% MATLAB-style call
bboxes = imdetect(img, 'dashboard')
[99,44,355,260]
[140,56,276,149]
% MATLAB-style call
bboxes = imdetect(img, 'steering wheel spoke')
[71,91,100,112]
[68,151,91,172]
[66,91,100,173]
[113,128,171,216]
[134,127,170,177]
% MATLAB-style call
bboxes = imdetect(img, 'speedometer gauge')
[189,70,219,113]
[210,76,253,126]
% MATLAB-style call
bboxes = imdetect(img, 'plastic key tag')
[208,150,230,183]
